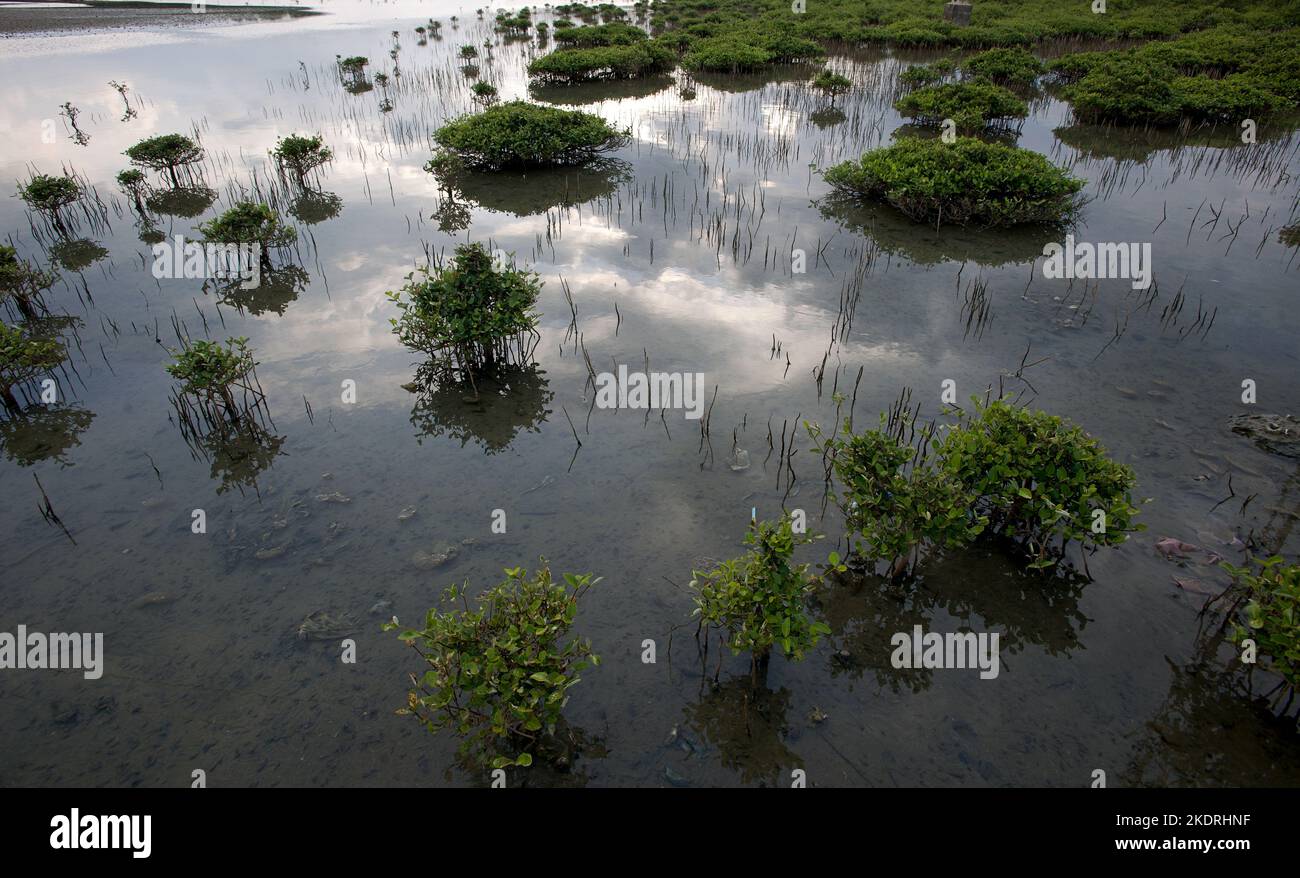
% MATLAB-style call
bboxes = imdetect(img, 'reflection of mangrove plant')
[681,677,803,786]
[48,239,108,273]
[822,137,1084,227]
[408,361,553,454]
[431,101,630,170]
[0,323,66,415]
[145,185,217,219]
[271,134,333,185]
[18,174,82,233]
[124,133,205,187]
[428,154,631,217]
[288,189,343,226]
[0,246,56,321]
[195,418,286,496]
[0,403,94,467]
[690,516,830,678]
[388,242,541,393]
[386,563,601,770]
[211,264,310,317]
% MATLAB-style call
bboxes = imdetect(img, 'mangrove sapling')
[894,79,1027,134]
[385,563,601,768]
[271,135,333,185]
[806,415,985,579]
[690,516,830,681]
[165,336,264,429]
[0,322,66,415]
[1218,554,1300,717]
[196,202,296,274]
[933,398,1143,569]
[0,246,57,322]
[336,55,369,88]
[811,69,852,106]
[17,174,83,233]
[387,242,541,396]
[470,81,499,106]
[962,47,1045,89]
[124,133,205,188]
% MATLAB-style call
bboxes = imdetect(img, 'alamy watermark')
[152,234,261,289]
[890,625,1000,679]
[1041,235,1152,290]
[593,365,707,420]
[0,626,103,679]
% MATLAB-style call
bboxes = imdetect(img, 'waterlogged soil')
[1,3,1299,787]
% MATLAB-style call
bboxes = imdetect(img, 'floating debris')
[397,506,417,521]
[297,610,359,641]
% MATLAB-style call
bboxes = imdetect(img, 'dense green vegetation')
[823,137,1084,227]
[963,46,1044,88]
[1222,555,1300,703]
[386,564,601,767]
[124,133,205,186]
[17,174,81,224]
[808,398,1142,575]
[552,21,646,46]
[431,101,630,170]
[0,322,65,415]
[895,79,1027,132]
[197,202,296,268]
[691,516,830,666]
[529,40,676,83]
[270,135,333,183]
[0,246,55,322]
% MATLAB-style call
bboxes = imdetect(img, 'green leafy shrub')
[459,44,479,59]
[388,242,540,375]
[894,79,1027,132]
[431,100,630,170]
[1221,555,1300,701]
[528,40,676,82]
[690,516,830,665]
[900,57,954,87]
[822,137,1084,227]
[165,336,256,397]
[197,202,295,267]
[963,47,1044,87]
[124,133,205,186]
[1045,51,1109,84]
[682,37,770,72]
[933,399,1142,566]
[271,134,333,182]
[807,417,985,575]
[386,563,601,767]
[552,22,646,46]
[0,322,65,414]
[17,174,82,220]
[812,69,852,103]
[470,81,499,104]
[0,246,56,321]
[1171,74,1288,122]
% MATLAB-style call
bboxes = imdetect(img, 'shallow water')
[1,4,1298,787]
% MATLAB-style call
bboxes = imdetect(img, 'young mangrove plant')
[336,55,369,88]
[528,40,676,83]
[0,322,66,416]
[17,174,82,232]
[963,47,1045,88]
[385,563,601,769]
[822,137,1084,227]
[809,394,1142,575]
[0,246,57,321]
[1219,554,1300,718]
[691,516,830,680]
[470,81,499,106]
[116,168,149,213]
[431,100,630,170]
[196,201,296,273]
[388,242,540,392]
[270,134,333,185]
[124,133,205,187]
[811,69,852,106]
[165,335,268,431]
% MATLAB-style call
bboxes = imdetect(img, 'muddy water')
[1,6,1298,787]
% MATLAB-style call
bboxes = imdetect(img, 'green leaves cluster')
[963,47,1044,87]
[386,563,601,767]
[0,322,65,412]
[812,69,852,100]
[808,419,984,572]
[124,134,205,185]
[528,40,676,83]
[811,399,1142,573]
[271,134,333,181]
[823,137,1084,227]
[387,242,540,361]
[165,336,256,396]
[17,174,81,214]
[691,516,830,661]
[0,246,56,319]
[682,28,823,72]
[431,100,630,170]
[1222,555,1300,694]
[894,79,1027,133]
[552,22,645,47]
[197,202,296,251]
